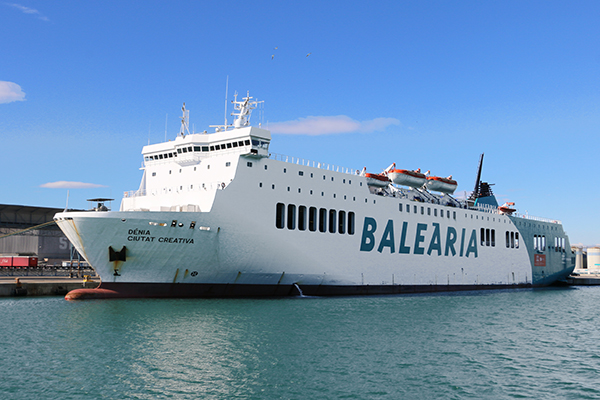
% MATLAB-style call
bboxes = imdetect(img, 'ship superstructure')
[54,92,575,299]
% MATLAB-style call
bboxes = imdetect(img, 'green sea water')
[1,287,600,399]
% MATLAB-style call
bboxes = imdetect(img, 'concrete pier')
[567,274,600,286]
[0,276,100,297]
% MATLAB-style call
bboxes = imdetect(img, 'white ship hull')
[54,95,574,299]
[55,155,573,298]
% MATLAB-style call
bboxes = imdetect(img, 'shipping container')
[12,256,38,267]
[0,257,12,267]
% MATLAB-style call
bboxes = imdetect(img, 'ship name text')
[126,229,194,244]
[360,217,478,258]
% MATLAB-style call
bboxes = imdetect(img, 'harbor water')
[2,287,600,399]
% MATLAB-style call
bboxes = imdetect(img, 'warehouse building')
[0,204,81,265]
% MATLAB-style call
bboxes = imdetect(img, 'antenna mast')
[224,76,229,130]
[179,103,190,137]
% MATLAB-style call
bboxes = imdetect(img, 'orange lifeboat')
[498,202,516,215]
[365,173,390,187]
[361,167,391,187]
[425,175,458,194]
[388,166,427,188]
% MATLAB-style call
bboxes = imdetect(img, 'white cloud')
[0,81,26,104]
[5,3,49,21]
[269,115,401,135]
[40,181,107,189]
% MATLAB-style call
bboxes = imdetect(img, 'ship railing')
[269,153,359,175]
[469,203,561,224]
[471,203,499,214]
[514,213,562,225]
[123,189,147,198]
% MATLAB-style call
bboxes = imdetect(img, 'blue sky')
[1,1,599,245]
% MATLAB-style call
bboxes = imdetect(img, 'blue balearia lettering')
[360,217,377,252]
[359,217,478,258]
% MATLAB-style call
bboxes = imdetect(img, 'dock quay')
[0,268,99,297]
[567,274,600,286]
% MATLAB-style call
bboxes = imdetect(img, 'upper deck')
[122,91,562,226]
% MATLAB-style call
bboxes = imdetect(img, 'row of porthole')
[505,231,520,249]
[259,182,378,204]
[151,162,233,178]
[401,203,457,220]
[258,164,361,187]
[480,228,497,247]
[275,203,356,235]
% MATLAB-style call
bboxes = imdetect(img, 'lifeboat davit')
[388,167,427,188]
[498,202,516,215]
[426,175,458,194]
[361,167,391,187]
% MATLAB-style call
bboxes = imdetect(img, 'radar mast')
[179,103,190,137]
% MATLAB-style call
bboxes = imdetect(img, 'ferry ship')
[55,92,575,299]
